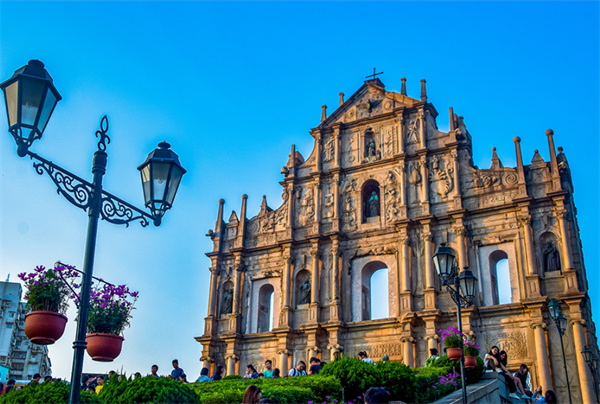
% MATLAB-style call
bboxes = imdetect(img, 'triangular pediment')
[320,79,420,127]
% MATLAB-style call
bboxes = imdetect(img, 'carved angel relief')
[406,118,420,145]
[384,170,400,224]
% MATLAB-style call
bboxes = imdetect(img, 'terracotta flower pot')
[447,347,463,360]
[464,355,477,368]
[86,333,124,362]
[24,311,68,345]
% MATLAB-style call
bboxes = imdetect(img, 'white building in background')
[0,281,51,380]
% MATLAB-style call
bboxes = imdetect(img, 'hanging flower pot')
[24,311,68,345]
[447,347,463,360]
[86,333,124,362]
[464,355,477,368]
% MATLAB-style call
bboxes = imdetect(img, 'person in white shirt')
[358,351,375,364]
[288,361,307,376]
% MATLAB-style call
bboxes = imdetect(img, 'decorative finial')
[546,129,554,136]
[339,92,345,106]
[401,77,407,96]
[513,136,521,143]
[420,79,427,102]
[558,147,564,153]
[321,105,327,122]
[242,194,248,200]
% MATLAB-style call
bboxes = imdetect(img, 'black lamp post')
[582,346,599,401]
[548,298,573,404]
[0,60,187,404]
[432,243,478,404]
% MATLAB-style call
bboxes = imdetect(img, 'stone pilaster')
[419,154,429,215]
[571,319,595,404]
[556,209,578,293]
[398,233,412,314]
[531,322,553,390]
[519,216,541,297]
[309,246,321,323]
[330,240,341,321]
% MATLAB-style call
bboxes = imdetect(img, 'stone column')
[233,261,243,315]
[310,247,321,323]
[401,336,414,367]
[277,349,289,374]
[226,355,236,376]
[455,227,467,270]
[531,323,553,391]
[451,150,462,209]
[423,232,436,309]
[556,210,574,271]
[279,251,293,327]
[208,266,218,317]
[398,235,412,313]
[520,216,541,297]
[419,155,429,214]
[330,241,341,320]
[572,320,595,404]
[418,108,426,148]
[398,115,405,154]
[556,209,578,292]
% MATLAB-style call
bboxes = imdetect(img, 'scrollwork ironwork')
[100,194,150,227]
[95,115,110,152]
[30,153,93,212]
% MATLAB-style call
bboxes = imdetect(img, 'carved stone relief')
[384,170,400,224]
[296,187,315,226]
[324,137,335,162]
[406,118,420,145]
[323,185,334,219]
[345,132,356,164]
[342,193,357,231]
[429,155,454,200]
[485,331,528,358]
[408,161,422,204]
[383,126,394,157]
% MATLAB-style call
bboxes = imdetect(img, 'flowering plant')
[83,282,138,335]
[439,326,464,349]
[433,371,462,389]
[18,264,80,314]
[463,338,480,357]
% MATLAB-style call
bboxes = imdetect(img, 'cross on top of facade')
[365,68,383,80]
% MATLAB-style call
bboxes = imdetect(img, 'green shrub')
[221,375,243,381]
[320,357,382,401]
[99,375,199,403]
[375,360,416,402]
[261,386,314,404]
[191,375,340,404]
[414,367,458,403]
[0,381,101,404]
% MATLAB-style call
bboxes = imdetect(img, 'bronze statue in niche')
[543,242,561,272]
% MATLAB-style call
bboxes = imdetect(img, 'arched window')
[361,261,389,320]
[220,280,234,317]
[489,250,511,305]
[362,180,381,223]
[257,284,274,333]
[295,269,311,306]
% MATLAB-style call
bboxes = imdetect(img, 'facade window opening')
[361,261,389,320]
[488,250,511,305]
[257,284,274,333]
[362,180,381,222]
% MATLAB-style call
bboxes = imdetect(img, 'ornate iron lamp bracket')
[25,116,158,227]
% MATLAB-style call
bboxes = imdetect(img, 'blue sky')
[0,1,598,379]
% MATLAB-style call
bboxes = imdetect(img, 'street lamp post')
[432,243,478,404]
[582,346,599,401]
[547,298,573,404]
[0,60,187,404]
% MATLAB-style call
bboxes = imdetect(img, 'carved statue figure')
[368,191,380,217]
[299,278,311,304]
[222,288,234,314]
[543,242,561,272]
[367,139,376,157]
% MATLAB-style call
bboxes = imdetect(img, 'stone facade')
[196,77,599,403]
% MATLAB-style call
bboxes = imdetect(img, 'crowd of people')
[483,346,557,403]
[0,347,560,403]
